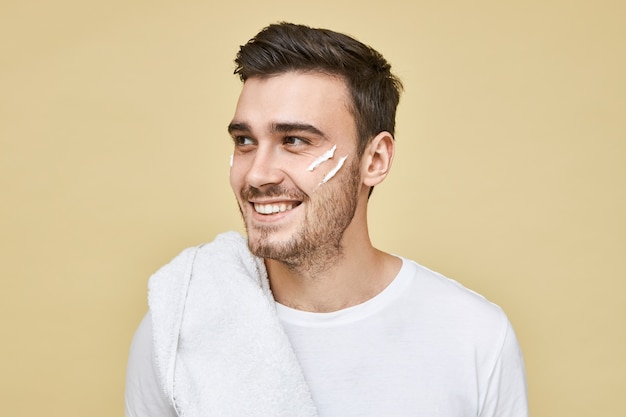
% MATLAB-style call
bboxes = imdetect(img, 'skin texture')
[228,71,401,312]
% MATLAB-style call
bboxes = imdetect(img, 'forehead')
[232,72,355,133]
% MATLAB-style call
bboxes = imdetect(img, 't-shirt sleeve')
[125,312,178,417]
[479,319,529,417]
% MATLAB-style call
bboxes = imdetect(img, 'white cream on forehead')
[307,145,337,172]
[321,155,348,184]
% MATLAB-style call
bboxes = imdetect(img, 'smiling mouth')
[253,202,301,215]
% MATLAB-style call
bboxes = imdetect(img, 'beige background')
[1,0,624,416]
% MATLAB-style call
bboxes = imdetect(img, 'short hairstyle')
[234,22,403,157]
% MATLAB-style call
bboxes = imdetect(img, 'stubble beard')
[239,158,361,276]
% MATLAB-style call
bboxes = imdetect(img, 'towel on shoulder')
[148,231,319,417]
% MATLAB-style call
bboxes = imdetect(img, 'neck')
[265,230,401,313]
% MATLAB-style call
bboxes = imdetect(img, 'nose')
[245,147,284,189]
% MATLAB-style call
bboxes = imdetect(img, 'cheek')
[299,165,329,192]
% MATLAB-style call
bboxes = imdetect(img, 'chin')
[247,238,286,260]
[245,228,299,261]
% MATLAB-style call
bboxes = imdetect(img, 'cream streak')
[321,155,348,184]
[307,145,337,171]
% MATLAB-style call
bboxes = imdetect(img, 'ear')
[362,131,395,188]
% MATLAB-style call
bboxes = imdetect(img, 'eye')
[233,136,255,147]
[283,136,309,146]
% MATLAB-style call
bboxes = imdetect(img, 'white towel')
[148,231,319,417]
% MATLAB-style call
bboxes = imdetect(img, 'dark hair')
[234,22,403,157]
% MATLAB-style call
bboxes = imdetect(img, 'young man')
[125,23,528,417]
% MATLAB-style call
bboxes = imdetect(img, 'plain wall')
[1,0,624,416]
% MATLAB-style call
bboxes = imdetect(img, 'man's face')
[228,72,364,268]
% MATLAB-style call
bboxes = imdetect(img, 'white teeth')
[254,203,294,214]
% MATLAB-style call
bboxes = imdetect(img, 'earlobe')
[362,131,395,187]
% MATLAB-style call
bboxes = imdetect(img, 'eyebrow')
[227,121,250,135]
[271,122,325,137]
[227,121,326,138]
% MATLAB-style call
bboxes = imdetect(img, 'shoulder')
[406,258,504,314]
[400,258,510,345]
[148,231,246,284]
[125,313,178,417]
[396,259,528,414]
[147,231,254,301]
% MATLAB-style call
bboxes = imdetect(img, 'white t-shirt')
[125,257,527,417]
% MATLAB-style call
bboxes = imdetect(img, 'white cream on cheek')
[307,145,337,171]
[307,145,349,188]
[321,155,348,184]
